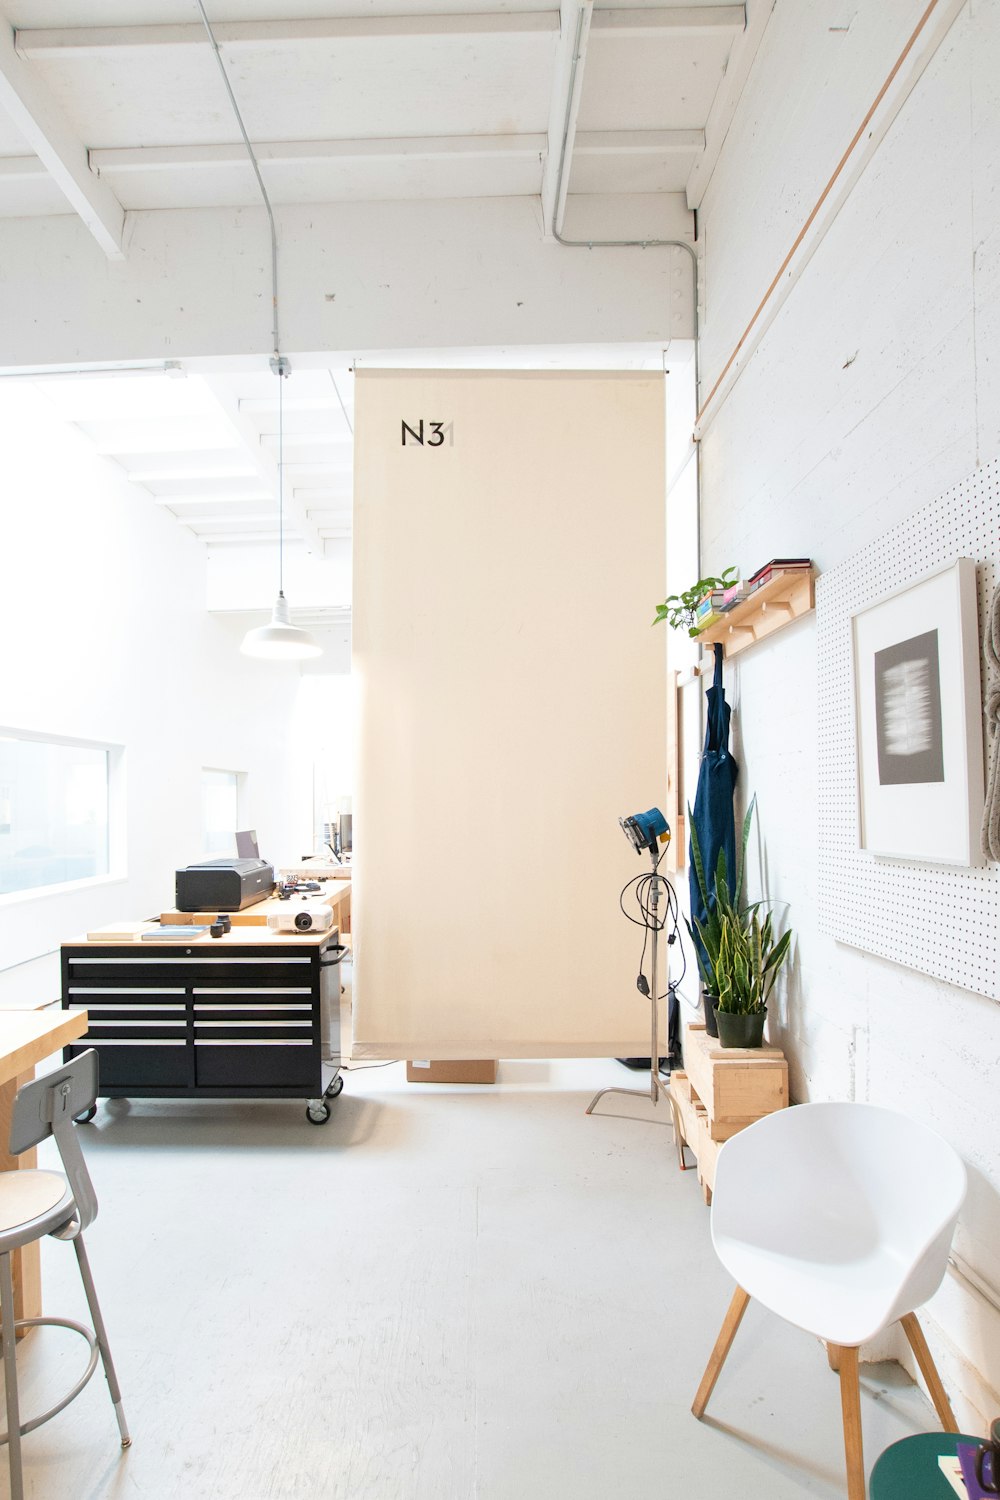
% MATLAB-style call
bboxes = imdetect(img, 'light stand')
[587,808,675,1124]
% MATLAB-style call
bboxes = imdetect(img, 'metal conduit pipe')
[549,2,703,574]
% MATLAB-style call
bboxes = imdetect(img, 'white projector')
[267,903,335,934]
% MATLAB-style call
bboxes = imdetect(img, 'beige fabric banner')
[352,369,667,1058]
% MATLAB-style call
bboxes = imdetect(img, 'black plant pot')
[703,993,720,1038]
[716,1009,767,1049]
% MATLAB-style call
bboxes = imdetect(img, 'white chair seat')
[713,1233,911,1346]
[0,1171,72,1236]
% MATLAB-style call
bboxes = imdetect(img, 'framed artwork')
[851,558,984,864]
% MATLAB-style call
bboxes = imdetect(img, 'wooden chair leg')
[899,1313,959,1432]
[692,1286,750,1418]
[827,1342,841,1372]
[835,1345,866,1500]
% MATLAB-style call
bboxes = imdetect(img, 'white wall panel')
[695,0,1000,1430]
[352,370,666,1058]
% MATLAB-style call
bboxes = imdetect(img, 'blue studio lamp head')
[619,808,670,855]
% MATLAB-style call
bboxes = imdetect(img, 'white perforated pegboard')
[817,458,1000,1000]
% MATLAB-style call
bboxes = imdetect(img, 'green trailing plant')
[686,798,793,1014]
[653,566,738,636]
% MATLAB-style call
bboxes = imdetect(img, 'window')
[202,768,245,856]
[0,733,111,896]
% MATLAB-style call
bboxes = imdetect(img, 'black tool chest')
[60,940,335,1102]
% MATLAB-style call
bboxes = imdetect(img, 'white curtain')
[352,369,667,1058]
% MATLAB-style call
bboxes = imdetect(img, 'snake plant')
[687,798,793,1013]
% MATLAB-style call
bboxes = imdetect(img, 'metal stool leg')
[72,1236,130,1447]
[0,1253,24,1500]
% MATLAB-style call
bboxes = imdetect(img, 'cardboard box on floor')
[406,1060,498,1084]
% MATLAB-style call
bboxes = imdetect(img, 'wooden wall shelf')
[696,568,817,658]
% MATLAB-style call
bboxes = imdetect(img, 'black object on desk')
[174,858,274,912]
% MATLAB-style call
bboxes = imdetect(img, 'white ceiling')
[0,3,753,216]
[0,2,757,579]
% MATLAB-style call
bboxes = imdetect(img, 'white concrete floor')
[9,1059,935,1500]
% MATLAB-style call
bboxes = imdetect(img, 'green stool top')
[870,1433,984,1499]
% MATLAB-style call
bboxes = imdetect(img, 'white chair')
[692,1102,966,1500]
[0,1050,130,1500]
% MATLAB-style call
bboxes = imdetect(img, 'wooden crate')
[671,1025,790,1204]
[683,1022,788,1137]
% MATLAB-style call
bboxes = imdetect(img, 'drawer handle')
[194,1040,312,1048]
[85,1020,187,1029]
[80,1039,186,1047]
[68,1004,186,1013]
[191,987,313,996]
[69,987,187,995]
[193,1004,312,1013]
[194,1020,312,1030]
[70,957,311,967]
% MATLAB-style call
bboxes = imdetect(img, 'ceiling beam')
[0,13,125,258]
[591,6,745,37]
[575,129,704,156]
[91,135,548,176]
[89,130,700,179]
[199,374,326,557]
[15,13,558,55]
[0,152,46,179]
[686,0,768,208]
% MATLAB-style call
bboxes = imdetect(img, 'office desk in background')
[162,877,351,933]
[0,1008,89,1329]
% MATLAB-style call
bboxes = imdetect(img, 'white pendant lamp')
[240,356,322,662]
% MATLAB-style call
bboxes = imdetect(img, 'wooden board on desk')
[161,881,351,927]
[0,1008,88,1085]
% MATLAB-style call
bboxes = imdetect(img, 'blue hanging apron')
[689,643,739,957]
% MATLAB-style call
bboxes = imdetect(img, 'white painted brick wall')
[696,0,1000,1431]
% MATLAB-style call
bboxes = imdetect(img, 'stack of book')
[693,580,746,632]
[744,557,812,595]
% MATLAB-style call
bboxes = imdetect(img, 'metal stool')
[0,1050,129,1499]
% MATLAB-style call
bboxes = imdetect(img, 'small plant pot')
[716,1010,767,1049]
[703,993,720,1038]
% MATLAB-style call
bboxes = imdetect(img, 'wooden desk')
[0,1009,89,1327]
[161,879,351,932]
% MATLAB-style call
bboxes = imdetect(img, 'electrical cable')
[618,851,685,1076]
[194,0,280,358]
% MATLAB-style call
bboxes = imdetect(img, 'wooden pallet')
[670,1023,789,1203]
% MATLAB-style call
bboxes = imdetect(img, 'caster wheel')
[324,1075,344,1100]
[74,1105,98,1124]
[306,1102,331,1125]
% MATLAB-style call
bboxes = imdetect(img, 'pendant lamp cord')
[278,360,284,596]
[194,0,280,358]
[983,581,1000,861]
[196,0,292,605]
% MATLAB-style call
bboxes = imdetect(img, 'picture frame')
[851,557,984,865]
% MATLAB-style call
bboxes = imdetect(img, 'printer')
[175,858,274,912]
